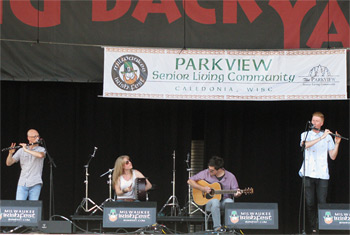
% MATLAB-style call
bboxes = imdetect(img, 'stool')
[204,211,212,231]
[204,209,225,231]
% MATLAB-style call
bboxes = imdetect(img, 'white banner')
[103,47,347,101]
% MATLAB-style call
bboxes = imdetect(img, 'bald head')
[27,129,40,144]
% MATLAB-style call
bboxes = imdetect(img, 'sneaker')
[214,226,226,233]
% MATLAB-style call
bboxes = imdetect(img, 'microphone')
[310,126,321,131]
[91,147,98,158]
[186,153,190,163]
[307,122,321,131]
[308,121,315,130]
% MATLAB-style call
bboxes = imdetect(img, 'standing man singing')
[6,129,46,200]
[299,112,342,233]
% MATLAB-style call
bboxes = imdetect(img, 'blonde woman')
[112,155,152,201]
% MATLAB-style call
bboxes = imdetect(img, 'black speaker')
[38,220,71,234]
[0,200,42,227]
[318,203,350,231]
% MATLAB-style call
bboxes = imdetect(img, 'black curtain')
[1,81,349,234]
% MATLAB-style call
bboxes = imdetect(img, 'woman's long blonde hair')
[112,155,132,186]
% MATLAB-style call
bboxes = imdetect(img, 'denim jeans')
[304,177,328,231]
[16,184,42,200]
[206,198,234,229]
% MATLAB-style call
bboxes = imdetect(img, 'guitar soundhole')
[205,189,215,199]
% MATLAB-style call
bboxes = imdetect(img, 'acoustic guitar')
[192,180,254,205]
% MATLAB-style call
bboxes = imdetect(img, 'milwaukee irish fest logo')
[111,55,148,91]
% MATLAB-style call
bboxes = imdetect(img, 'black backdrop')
[0,81,349,233]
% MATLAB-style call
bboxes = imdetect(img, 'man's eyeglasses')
[28,135,39,138]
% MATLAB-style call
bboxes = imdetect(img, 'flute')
[1,141,42,152]
[311,127,349,141]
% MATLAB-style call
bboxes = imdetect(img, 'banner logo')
[302,64,337,86]
[111,55,148,91]
[108,209,118,222]
[323,211,334,224]
[230,211,239,224]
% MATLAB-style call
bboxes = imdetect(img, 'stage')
[2,216,349,234]
[1,215,224,234]
[70,215,211,233]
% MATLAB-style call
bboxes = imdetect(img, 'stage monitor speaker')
[318,203,350,231]
[224,202,279,229]
[38,220,72,234]
[0,200,42,227]
[103,201,157,228]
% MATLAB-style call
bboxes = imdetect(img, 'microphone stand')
[41,139,56,221]
[158,151,181,216]
[75,147,102,214]
[300,122,311,235]
[180,153,206,216]
[100,168,114,203]
[91,168,114,215]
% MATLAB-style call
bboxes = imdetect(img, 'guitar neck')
[214,189,238,194]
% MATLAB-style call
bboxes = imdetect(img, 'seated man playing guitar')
[187,156,242,232]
